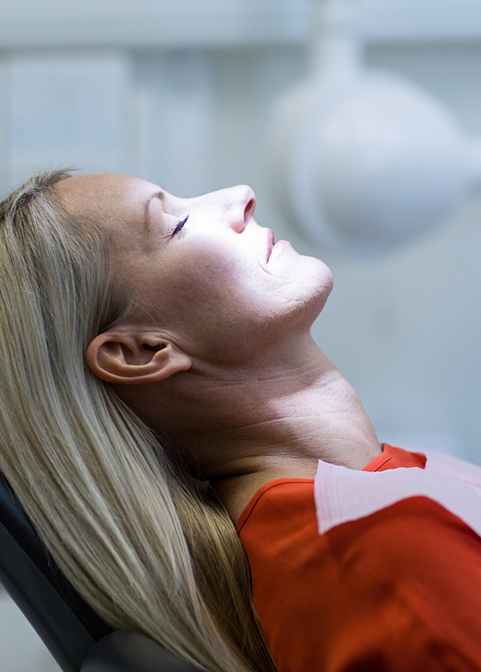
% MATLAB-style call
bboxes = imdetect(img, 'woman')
[1,170,481,672]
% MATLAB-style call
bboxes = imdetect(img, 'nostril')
[244,197,256,222]
[227,185,256,232]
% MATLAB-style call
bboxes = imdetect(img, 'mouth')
[266,229,275,261]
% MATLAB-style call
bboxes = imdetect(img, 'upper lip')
[266,229,274,261]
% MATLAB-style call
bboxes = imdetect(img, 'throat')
[162,344,382,519]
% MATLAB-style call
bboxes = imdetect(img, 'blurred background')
[1,0,481,669]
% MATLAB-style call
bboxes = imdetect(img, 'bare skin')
[56,173,381,523]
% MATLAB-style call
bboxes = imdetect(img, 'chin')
[320,263,334,299]
[306,256,333,298]
[303,259,334,318]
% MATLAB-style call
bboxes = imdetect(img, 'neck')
[137,332,381,522]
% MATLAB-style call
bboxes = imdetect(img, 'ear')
[86,328,192,385]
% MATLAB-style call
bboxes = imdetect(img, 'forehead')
[54,173,158,234]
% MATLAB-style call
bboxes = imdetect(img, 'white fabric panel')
[314,449,481,536]
[423,447,481,486]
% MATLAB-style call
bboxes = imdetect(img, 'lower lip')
[267,230,274,261]
[268,239,289,262]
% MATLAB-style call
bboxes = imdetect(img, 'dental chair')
[0,473,202,672]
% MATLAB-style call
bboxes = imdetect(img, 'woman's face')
[57,174,333,364]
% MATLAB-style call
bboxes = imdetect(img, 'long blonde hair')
[0,171,277,672]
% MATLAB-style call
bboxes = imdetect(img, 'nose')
[223,185,256,233]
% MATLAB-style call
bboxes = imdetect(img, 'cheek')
[151,249,261,335]
[174,252,247,302]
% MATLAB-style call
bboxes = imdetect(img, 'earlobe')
[86,330,192,385]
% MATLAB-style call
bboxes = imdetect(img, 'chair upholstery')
[0,473,202,672]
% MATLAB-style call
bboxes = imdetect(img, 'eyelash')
[172,215,189,237]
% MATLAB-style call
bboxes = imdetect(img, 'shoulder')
[239,476,481,672]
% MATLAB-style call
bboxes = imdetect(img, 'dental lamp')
[271,0,481,255]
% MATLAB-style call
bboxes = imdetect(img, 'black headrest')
[0,472,112,672]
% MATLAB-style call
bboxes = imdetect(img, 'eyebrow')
[143,189,165,233]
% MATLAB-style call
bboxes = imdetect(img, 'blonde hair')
[0,171,277,672]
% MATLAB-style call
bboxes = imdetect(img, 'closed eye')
[172,215,189,238]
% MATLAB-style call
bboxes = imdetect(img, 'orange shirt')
[237,445,481,671]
